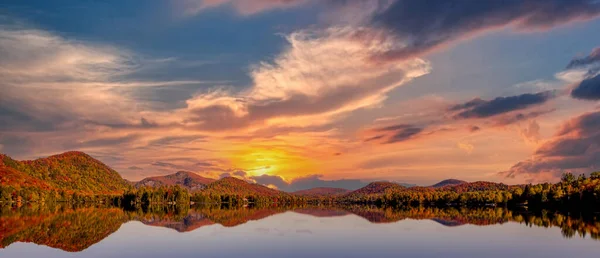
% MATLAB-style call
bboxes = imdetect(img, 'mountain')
[432,179,467,188]
[292,187,350,197]
[0,151,130,196]
[203,177,288,197]
[343,181,405,198]
[135,171,215,191]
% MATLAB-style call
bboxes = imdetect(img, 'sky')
[0,0,599,189]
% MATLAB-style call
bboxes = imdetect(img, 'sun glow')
[229,147,316,178]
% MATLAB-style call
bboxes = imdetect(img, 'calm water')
[1,205,600,258]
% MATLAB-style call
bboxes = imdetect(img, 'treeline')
[340,172,600,210]
[0,185,122,204]
[3,171,600,212]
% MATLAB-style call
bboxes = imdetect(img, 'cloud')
[491,109,556,126]
[151,161,186,170]
[0,25,161,133]
[183,27,430,131]
[566,47,600,69]
[449,91,557,119]
[563,46,600,100]
[0,26,134,84]
[571,73,600,100]
[457,142,474,154]
[250,174,368,192]
[368,0,600,62]
[148,135,207,146]
[66,134,141,149]
[365,124,424,144]
[128,166,143,170]
[468,125,481,132]
[519,120,542,143]
[501,110,600,179]
[177,0,309,16]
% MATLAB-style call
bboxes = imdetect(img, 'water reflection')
[1,204,599,252]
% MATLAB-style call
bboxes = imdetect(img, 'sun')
[229,147,311,178]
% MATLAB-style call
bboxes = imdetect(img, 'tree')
[561,173,575,185]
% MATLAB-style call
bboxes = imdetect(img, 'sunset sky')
[1,0,599,190]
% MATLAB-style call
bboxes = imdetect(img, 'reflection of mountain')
[2,205,599,252]
[136,206,287,231]
[200,207,286,227]
[0,206,128,252]
[136,211,215,232]
[293,208,350,217]
[430,218,466,227]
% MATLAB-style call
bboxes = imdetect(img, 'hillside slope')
[343,181,405,199]
[0,151,130,196]
[292,187,350,197]
[432,179,467,188]
[203,177,289,197]
[135,171,215,191]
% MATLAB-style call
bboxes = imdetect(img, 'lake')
[1,205,599,258]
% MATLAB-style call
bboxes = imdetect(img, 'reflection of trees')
[0,204,128,252]
[2,204,600,252]
[339,206,600,240]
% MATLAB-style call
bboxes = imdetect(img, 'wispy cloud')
[501,110,600,179]
[177,0,310,16]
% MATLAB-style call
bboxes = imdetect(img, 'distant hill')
[0,151,130,196]
[431,179,467,188]
[344,181,405,199]
[292,187,350,197]
[135,171,215,191]
[203,177,289,197]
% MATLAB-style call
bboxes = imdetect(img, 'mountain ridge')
[135,171,215,191]
[292,187,350,197]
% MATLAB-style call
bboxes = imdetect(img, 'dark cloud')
[571,73,600,100]
[363,123,454,145]
[0,94,70,132]
[151,161,185,170]
[365,124,425,144]
[250,174,368,192]
[385,126,423,143]
[492,109,556,126]
[149,135,207,146]
[369,0,600,62]
[0,134,36,157]
[468,125,481,132]
[501,110,600,178]
[566,47,600,69]
[66,134,141,149]
[128,166,143,170]
[450,91,556,119]
[195,161,215,167]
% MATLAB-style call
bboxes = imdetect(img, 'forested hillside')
[0,152,131,203]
